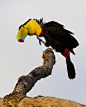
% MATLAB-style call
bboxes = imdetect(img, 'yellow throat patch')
[24,20,42,36]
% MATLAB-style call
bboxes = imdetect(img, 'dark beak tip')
[18,39,24,42]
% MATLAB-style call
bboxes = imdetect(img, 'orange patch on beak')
[21,29,24,36]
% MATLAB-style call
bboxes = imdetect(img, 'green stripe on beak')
[17,27,28,42]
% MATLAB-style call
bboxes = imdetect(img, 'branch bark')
[0,48,85,107]
[2,48,56,107]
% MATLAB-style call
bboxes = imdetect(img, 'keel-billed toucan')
[17,18,79,79]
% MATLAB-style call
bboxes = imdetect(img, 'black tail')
[66,53,76,79]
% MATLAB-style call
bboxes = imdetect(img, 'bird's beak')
[17,28,28,42]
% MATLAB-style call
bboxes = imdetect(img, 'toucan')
[17,18,79,79]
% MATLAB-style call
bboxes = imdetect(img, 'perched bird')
[17,18,79,79]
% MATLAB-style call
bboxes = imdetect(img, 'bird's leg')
[37,36,46,46]
[37,36,56,51]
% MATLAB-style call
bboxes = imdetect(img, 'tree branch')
[0,49,85,107]
[2,48,56,107]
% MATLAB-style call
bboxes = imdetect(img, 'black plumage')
[41,21,78,54]
[18,18,79,79]
[37,19,79,79]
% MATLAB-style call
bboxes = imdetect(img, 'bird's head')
[17,19,43,42]
[17,26,28,42]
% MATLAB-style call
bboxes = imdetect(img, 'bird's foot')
[43,48,55,55]
[47,48,56,51]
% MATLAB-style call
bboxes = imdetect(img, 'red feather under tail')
[61,49,69,59]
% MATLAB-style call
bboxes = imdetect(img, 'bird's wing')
[43,21,79,52]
